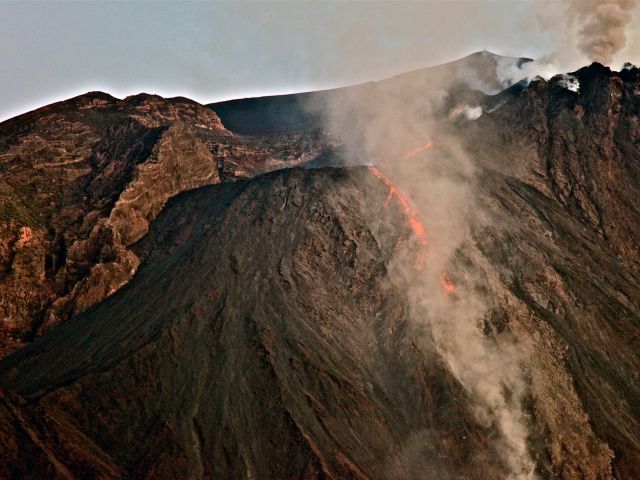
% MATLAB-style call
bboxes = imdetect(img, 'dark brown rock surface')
[464,62,640,478]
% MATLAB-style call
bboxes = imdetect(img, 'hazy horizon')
[2,1,639,122]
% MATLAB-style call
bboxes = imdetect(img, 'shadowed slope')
[210,51,529,136]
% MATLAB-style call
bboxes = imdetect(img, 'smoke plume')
[569,0,637,65]
[494,1,637,90]
[305,58,535,478]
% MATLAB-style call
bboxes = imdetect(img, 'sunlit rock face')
[0,91,329,358]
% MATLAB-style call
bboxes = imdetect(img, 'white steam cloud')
[449,104,483,121]
[462,105,483,120]
[553,73,581,92]
[387,145,535,479]
[412,270,535,479]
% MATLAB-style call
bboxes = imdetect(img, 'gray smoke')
[494,0,637,90]
[569,0,637,65]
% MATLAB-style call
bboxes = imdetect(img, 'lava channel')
[368,153,456,295]
[402,141,433,158]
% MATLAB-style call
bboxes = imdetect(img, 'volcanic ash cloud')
[569,0,637,65]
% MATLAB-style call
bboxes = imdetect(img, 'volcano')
[0,53,639,479]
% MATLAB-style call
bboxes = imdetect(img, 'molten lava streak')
[439,273,456,294]
[368,146,456,295]
[402,141,433,158]
[367,166,428,245]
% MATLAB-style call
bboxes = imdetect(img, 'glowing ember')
[402,141,433,158]
[439,273,456,293]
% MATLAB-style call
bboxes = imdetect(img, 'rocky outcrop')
[40,121,225,334]
[0,93,234,356]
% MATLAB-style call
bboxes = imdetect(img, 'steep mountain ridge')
[465,61,640,478]
[210,51,527,136]
[474,63,640,267]
[0,92,326,357]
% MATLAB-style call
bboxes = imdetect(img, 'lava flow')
[368,166,428,245]
[368,146,456,295]
[439,272,456,293]
[402,141,433,158]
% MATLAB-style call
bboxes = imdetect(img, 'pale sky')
[1,1,639,122]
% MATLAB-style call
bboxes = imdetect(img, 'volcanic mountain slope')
[0,50,519,358]
[0,55,639,480]
[0,167,509,480]
[463,62,640,478]
[0,146,637,479]
[0,91,327,358]
[210,51,527,136]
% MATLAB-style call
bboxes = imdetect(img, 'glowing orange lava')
[402,141,433,158]
[439,273,456,293]
[368,143,457,295]
[368,166,428,245]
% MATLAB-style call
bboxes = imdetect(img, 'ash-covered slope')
[0,168,506,480]
[210,51,528,136]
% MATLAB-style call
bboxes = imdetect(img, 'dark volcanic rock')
[0,168,504,479]
[471,63,640,266]
[463,62,640,479]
